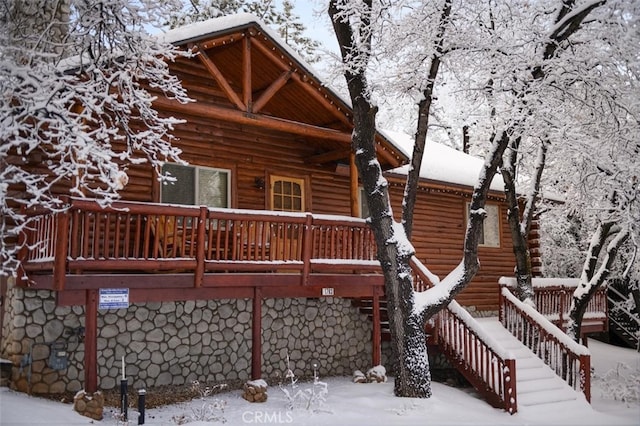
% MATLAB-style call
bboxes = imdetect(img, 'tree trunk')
[329,0,431,398]
[567,222,629,341]
[393,312,431,398]
[501,141,547,305]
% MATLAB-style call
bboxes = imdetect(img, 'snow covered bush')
[278,352,329,413]
[190,380,227,399]
[593,362,640,404]
[171,380,228,424]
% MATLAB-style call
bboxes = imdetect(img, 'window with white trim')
[466,203,500,247]
[161,163,231,208]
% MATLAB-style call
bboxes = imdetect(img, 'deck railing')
[499,285,591,402]
[498,277,608,333]
[410,259,518,414]
[21,198,379,289]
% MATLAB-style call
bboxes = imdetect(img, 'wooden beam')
[85,289,98,393]
[154,96,353,143]
[194,206,207,288]
[54,209,69,291]
[196,45,246,111]
[187,31,245,51]
[243,37,252,111]
[251,287,262,379]
[250,37,352,127]
[305,148,351,165]
[252,70,293,114]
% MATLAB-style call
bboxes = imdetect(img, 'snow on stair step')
[514,356,541,369]
[518,387,579,406]
[518,377,566,394]
[474,317,586,409]
[517,366,555,381]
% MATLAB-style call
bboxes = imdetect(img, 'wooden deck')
[18,198,388,393]
[19,198,386,304]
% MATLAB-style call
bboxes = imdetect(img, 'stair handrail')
[499,285,591,402]
[608,287,640,328]
[410,258,518,414]
[607,286,640,350]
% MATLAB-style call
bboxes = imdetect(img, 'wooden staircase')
[608,285,640,351]
[351,297,390,341]
[476,317,586,407]
[352,258,592,414]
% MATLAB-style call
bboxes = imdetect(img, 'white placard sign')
[99,288,129,309]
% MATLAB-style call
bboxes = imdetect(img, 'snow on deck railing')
[498,276,607,327]
[499,286,591,402]
[22,213,59,263]
[21,198,381,289]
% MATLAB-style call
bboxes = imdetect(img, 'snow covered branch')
[1,0,192,275]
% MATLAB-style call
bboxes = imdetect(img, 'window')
[161,163,230,208]
[466,203,500,247]
[271,175,305,212]
[359,187,370,219]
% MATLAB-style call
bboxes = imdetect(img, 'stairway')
[351,297,391,340]
[608,287,640,351]
[474,317,588,408]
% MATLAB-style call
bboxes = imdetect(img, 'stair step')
[514,357,540,369]
[518,388,578,406]
[517,377,566,394]
[517,366,555,382]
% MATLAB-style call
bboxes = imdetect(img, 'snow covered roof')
[161,13,349,108]
[382,130,506,192]
[161,13,409,169]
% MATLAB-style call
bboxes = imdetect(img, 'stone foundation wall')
[1,281,374,394]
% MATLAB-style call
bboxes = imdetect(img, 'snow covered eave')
[384,171,507,199]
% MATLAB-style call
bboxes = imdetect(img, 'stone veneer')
[1,280,374,394]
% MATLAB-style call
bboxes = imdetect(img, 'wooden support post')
[300,214,313,286]
[251,287,262,380]
[349,152,359,217]
[498,285,504,325]
[559,290,566,331]
[372,288,381,366]
[194,207,207,288]
[85,289,98,393]
[580,354,591,402]
[54,209,70,291]
[504,358,518,414]
[243,36,252,111]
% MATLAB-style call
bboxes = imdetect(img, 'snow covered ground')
[1,339,638,425]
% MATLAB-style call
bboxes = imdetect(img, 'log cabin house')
[0,13,606,412]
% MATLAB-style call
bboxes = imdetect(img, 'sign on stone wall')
[98,289,129,310]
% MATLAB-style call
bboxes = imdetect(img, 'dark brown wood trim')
[85,289,98,393]
[153,96,353,143]
[252,70,293,114]
[196,45,246,111]
[243,36,252,111]
[251,286,262,379]
[350,151,359,217]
